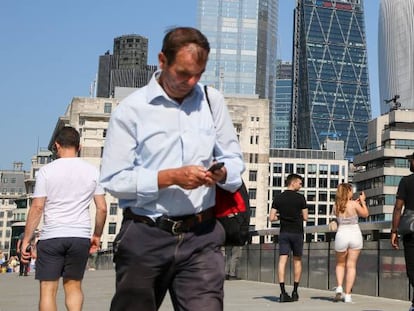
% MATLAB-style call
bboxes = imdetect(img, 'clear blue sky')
[0,0,379,170]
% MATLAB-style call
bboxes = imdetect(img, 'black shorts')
[279,232,304,257]
[35,237,90,281]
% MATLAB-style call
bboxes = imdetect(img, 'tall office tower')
[378,0,414,114]
[292,0,371,160]
[197,0,278,101]
[272,60,292,148]
[96,34,156,98]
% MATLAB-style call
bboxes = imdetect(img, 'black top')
[272,190,307,233]
[397,174,414,211]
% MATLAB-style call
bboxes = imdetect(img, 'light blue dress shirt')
[100,71,245,218]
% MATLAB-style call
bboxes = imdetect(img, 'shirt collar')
[146,70,203,105]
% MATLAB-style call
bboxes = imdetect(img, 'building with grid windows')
[0,163,29,258]
[378,0,414,113]
[353,109,414,223]
[292,0,371,160]
[197,0,278,102]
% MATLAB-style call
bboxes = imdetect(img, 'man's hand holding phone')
[206,162,226,186]
[207,162,224,172]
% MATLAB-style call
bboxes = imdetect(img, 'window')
[308,178,317,187]
[297,164,305,174]
[307,191,316,201]
[319,178,328,188]
[285,163,294,174]
[109,203,118,215]
[103,129,107,138]
[319,164,328,175]
[104,102,112,113]
[248,188,256,200]
[308,164,317,174]
[273,163,282,173]
[250,207,256,217]
[108,222,117,235]
[330,179,339,189]
[249,170,257,182]
[272,176,282,187]
[319,191,328,201]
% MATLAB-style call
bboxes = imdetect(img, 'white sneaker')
[333,286,343,302]
[344,294,352,303]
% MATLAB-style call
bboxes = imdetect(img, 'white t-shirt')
[33,157,105,240]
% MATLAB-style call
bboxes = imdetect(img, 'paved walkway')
[0,270,411,311]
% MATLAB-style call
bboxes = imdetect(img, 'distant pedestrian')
[21,126,107,311]
[225,246,242,280]
[391,152,414,311]
[16,231,35,276]
[269,173,308,302]
[333,183,369,303]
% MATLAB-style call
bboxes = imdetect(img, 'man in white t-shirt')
[21,126,107,311]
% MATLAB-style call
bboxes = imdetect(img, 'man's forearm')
[22,198,44,245]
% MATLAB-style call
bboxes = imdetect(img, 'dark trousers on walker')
[404,233,414,304]
[110,217,226,311]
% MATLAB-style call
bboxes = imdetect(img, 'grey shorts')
[35,237,90,281]
[279,232,304,257]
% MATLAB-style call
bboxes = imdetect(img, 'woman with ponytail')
[332,183,369,303]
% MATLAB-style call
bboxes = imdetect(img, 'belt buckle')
[171,220,184,235]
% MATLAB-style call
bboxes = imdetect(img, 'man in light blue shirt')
[100,27,244,311]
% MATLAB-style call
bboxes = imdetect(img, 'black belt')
[123,208,215,235]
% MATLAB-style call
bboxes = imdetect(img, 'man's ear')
[158,52,166,70]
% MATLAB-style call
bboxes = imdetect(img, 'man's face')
[158,44,207,102]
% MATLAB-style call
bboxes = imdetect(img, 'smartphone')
[25,245,32,252]
[208,162,224,172]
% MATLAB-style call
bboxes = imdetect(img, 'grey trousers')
[110,218,226,311]
[225,246,242,276]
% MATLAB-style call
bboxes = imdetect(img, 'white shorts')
[334,224,363,252]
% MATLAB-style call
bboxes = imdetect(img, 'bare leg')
[345,249,361,295]
[278,255,289,283]
[39,280,59,311]
[292,256,302,283]
[335,251,347,289]
[63,278,84,311]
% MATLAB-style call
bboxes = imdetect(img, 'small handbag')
[398,209,414,235]
[328,219,338,232]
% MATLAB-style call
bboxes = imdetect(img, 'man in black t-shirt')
[270,173,308,303]
[391,152,414,311]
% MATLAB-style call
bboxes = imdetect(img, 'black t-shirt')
[397,174,414,211]
[272,190,307,233]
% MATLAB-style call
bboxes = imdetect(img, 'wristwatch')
[391,229,398,233]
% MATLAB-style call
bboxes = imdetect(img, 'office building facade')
[96,35,156,98]
[292,0,371,160]
[272,60,292,148]
[353,109,414,222]
[197,0,278,101]
[378,0,414,113]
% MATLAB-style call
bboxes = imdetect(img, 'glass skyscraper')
[292,0,371,160]
[197,0,278,101]
[378,0,414,114]
[273,60,292,148]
